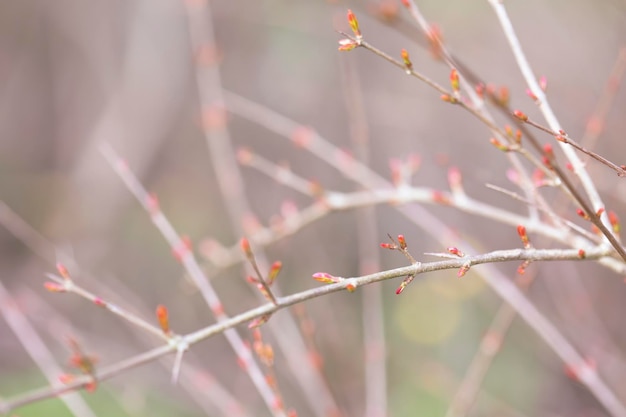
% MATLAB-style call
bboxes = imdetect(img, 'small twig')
[485,184,601,243]
[519,116,626,177]
[237,148,317,196]
[45,271,169,341]
[444,289,525,417]
[241,239,278,306]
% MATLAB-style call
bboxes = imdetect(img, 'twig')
[44,271,168,342]
[444,298,520,417]
[485,184,602,243]
[2,245,618,415]
[520,117,626,177]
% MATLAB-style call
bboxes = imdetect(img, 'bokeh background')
[1,0,626,416]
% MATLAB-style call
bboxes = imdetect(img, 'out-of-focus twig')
[580,47,626,154]
[0,282,99,417]
[444,268,537,417]
[339,48,388,417]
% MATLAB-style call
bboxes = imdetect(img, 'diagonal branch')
[1,244,618,415]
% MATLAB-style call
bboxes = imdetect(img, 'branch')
[1,245,618,415]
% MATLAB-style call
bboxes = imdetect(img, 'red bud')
[312,272,339,284]
[513,110,528,121]
[156,305,170,335]
[347,9,361,38]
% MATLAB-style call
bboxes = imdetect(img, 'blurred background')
[1,0,626,416]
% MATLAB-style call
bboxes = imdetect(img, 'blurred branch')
[444,268,537,417]
[0,282,98,417]
[184,0,341,413]
[339,48,388,417]
[580,47,626,153]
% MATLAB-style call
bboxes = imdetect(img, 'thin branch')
[521,117,626,177]
[45,272,168,342]
[2,244,618,415]
[444,299,520,417]
[485,184,602,243]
